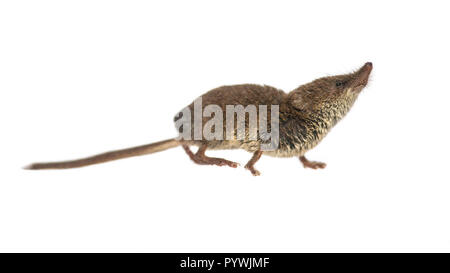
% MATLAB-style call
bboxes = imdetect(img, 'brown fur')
[26,62,372,175]
[179,62,372,157]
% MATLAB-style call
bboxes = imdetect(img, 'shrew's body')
[26,62,373,176]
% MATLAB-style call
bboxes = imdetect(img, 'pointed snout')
[363,62,373,72]
[354,62,373,87]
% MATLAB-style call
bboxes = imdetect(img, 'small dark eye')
[335,81,344,87]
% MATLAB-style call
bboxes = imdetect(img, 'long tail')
[25,138,180,170]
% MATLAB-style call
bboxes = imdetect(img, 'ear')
[291,93,312,111]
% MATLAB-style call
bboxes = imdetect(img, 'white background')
[1,0,449,252]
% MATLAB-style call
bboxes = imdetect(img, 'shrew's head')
[288,62,372,120]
